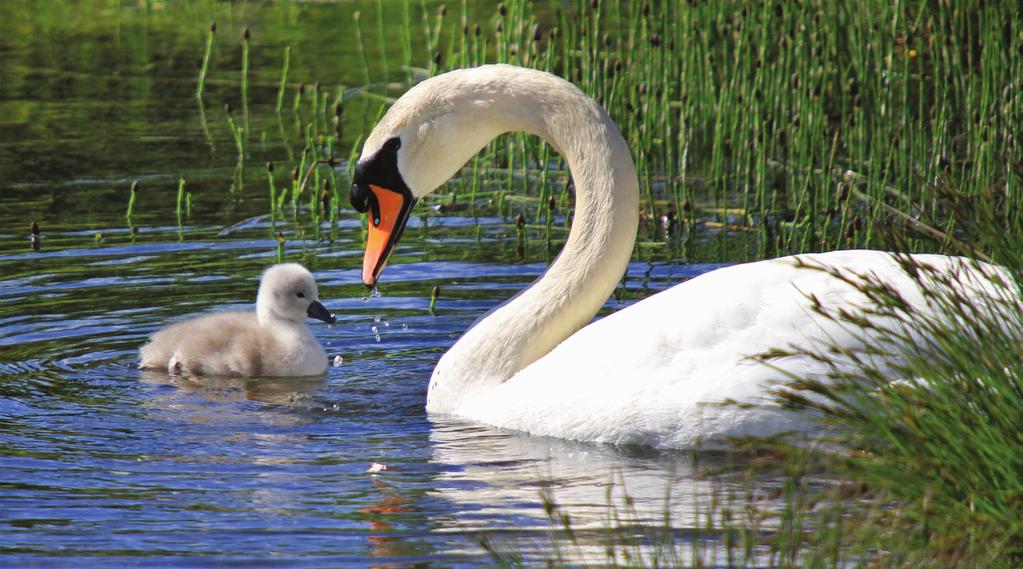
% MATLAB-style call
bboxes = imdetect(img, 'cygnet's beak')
[352,183,416,288]
[307,301,336,325]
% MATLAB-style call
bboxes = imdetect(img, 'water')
[1,233,749,565]
[0,2,770,565]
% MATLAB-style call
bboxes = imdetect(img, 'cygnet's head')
[255,263,336,325]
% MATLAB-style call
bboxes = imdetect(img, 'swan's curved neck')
[428,72,639,412]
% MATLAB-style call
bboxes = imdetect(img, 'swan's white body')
[448,250,1013,448]
[357,65,1011,448]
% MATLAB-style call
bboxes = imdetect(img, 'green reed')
[352,11,372,88]
[266,161,278,217]
[331,97,343,141]
[428,285,440,314]
[759,251,1023,566]
[240,27,251,134]
[374,0,390,81]
[175,178,186,225]
[125,180,139,222]
[195,21,216,100]
[275,46,291,113]
[275,231,285,262]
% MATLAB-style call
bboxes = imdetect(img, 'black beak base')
[307,301,336,325]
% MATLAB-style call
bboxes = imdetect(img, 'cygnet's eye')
[296,292,306,298]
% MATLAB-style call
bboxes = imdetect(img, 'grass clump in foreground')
[766,253,1023,566]
[484,248,1023,567]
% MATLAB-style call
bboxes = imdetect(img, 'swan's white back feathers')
[457,250,1011,448]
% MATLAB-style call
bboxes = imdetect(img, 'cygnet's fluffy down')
[139,263,336,377]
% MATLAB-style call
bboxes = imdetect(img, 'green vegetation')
[166,0,1023,266]
[125,180,140,222]
[195,21,217,101]
[175,178,187,226]
[275,46,291,114]
[761,252,1023,566]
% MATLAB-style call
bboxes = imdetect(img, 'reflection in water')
[429,416,704,528]
[138,370,327,406]
[428,416,786,563]
[361,478,413,562]
[137,370,328,432]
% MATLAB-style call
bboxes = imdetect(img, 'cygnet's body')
[139,263,336,377]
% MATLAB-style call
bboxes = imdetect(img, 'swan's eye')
[296,292,305,298]
[350,182,375,214]
[384,137,401,152]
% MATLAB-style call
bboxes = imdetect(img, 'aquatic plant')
[195,21,216,100]
[428,285,440,314]
[240,27,251,124]
[759,251,1023,566]
[266,161,278,218]
[274,46,291,114]
[175,178,187,226]
[125,180,140,222]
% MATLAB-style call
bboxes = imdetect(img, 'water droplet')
[383,321,390,327]
[401,323,408,330]
[374,315,381,323]
[332,355,343,367]
[374,334,381,343]
[371,325,378,334]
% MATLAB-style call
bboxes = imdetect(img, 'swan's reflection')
[427,417,794,564]
[427,415,768,531]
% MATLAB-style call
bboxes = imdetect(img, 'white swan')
[139,263,336,377]
[349,65,1011,448]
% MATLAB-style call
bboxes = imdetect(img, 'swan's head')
[256,263,336,325]
[350,65,538,286]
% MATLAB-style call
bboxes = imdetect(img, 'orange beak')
[362,184,416,287]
